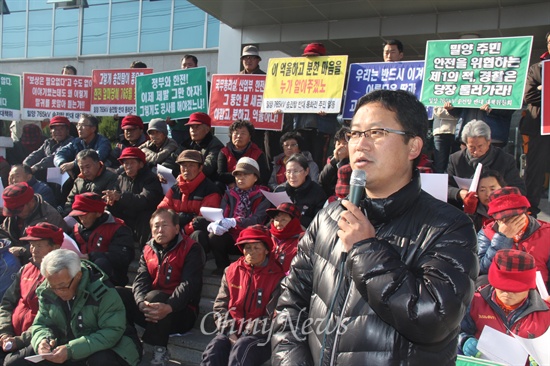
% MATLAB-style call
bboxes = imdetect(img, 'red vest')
[143,234,195,294]
[271,235,301,273]
[221,143,263,172]
[225,257,284,332]
[12,264,43,336]
[483,220,550,281]
[73,217,124,254]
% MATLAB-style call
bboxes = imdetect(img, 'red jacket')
[157,172,221,234]
[220,143,263,173]
[223,256,284,333]
[73,216,124,254]
[12,264,43,336]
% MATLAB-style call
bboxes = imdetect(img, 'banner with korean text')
[262,56,348,113]
[91,68,153,116]
[420,36,533,109]
[23,73,92,121]
[542,61,550,135]
[0,73,21,120]
[343,61,425,119]
[209,74,283,131]
[136,67,208,120]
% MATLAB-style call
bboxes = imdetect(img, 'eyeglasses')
[345,128,415,143]
[285,169,305,176]
[283,143,299,149]
[47,276,76,292]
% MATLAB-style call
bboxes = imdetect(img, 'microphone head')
[350,169,367,186]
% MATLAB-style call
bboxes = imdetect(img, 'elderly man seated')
[447,119,525,208]
[8,164,56,207]
[31,249,141,365]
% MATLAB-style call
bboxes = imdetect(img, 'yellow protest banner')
[261,55,348,113]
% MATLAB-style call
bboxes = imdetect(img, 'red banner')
[542,61,550,135]
[209,74,283,131]
[22,73,92,121]
[91,68,153,116]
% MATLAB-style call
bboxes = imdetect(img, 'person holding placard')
[459,249,550,366]
[463,170,506,232]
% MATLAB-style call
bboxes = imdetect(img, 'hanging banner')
[135,67,208,120]
[91,68,153,116]
[542,60,550,135]
[209,74,283,131]
[343,61,425,119]
[22,73,92,121]
[420,36,532,109]
[0,73,21,120]
[261,55,348,113]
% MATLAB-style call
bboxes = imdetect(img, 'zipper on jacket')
[319,250,347,366]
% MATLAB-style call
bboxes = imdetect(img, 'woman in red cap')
[0,223,62,364]
[201,225,284,366]
[478,187,550,285]
[459,249,550,365]
[266,203,304,273]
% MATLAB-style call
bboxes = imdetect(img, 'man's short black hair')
[79,113,99,128]
[383,39,403,53]
[130,61,147,69]
[62,65,77,75]
[150,208,179,227]
[182,54,198,66]
[353,90,427,166]
[11,164,33,176]
[76,149,100,163]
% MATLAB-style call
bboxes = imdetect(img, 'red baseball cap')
[121,115,144,130]
[185,112,211,127]
[303,43,327,56]
[118,147,146,165]
[20,222,64,246]
[69,193,107,216]
[50,116,71,128]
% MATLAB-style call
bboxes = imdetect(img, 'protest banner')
[22,73,92,121]
[136,67,208,120]
[542,60,550,135]
[209,74,283,130]
[343,61,425,119]
[0,73,21,120]
[420,36,533,109]
[91,68,153,116]
[261,55,348,113]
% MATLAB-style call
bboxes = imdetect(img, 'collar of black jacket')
[361,169,421,226]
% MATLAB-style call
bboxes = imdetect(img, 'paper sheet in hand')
[156,164,176,195]
[200,207,224,222]
[512,322,550,365]
[454,176,473,191]
[47,167,69,187]
[477,326,528,365]
[261,190,292,207]
[25,353,53,363]
[469,163,483,192]
[420,173,448,202]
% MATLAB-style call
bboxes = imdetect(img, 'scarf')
[270,217,303,240]
[234,187,252,218]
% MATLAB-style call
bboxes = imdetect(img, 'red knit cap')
[20,222,64,245]
[121,115,144,130]
[50,116,71,128]
[69,192,107,216]
[185,112,211,127]
[2,182,35,216]
[487,187,530,220]
[488,249,536,292]
[118,147,146,164]
[235,225,272,252]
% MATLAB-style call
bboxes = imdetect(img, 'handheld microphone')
[348,169,367,206]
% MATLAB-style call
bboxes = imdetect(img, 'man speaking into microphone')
[271,90,479,366]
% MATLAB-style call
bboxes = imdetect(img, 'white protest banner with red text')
[91,68,153,116]
[23,73,92,121]
[209,74,283,131]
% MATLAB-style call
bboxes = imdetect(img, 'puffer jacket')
[274,176,327,227]
[30,261,141,365]
[23,136,75,173]
[53,134,112,166]
[271,171,478,366]
[64,165,119,215]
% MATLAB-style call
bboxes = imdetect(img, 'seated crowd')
[0,88,548,366]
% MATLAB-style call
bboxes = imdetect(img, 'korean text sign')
[209,74,283,131]
[91,68,153,116]
[0,73,21,120]
[420,36,533,109]
[262,55,348,113]
[343,61,425,119]
[136,67,208,120]
[23,73,92,120]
